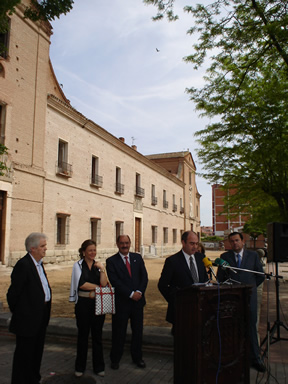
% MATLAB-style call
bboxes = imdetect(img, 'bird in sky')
[156,48,160,52]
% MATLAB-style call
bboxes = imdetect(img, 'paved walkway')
[0,330,174,384]
[1,260,288,383]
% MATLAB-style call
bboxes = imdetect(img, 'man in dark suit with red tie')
[158,231,208,329]
[106,235,148,370]
[7,232,51,384]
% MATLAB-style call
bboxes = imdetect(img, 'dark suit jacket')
[217,249,265,320]
[7,253,51,336]
[158,250,208,324]
[106,252,148,312]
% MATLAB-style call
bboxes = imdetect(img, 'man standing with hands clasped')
[217,232,266,373]
[7,232,51,384]
[106,235,148,370]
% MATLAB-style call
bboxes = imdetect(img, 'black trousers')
[75,297,105,374]
[11,305,49,384]
[110,304,143,364]
[249,306,262,364]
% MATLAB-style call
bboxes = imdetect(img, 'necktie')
[124,256,132,277]
[189,256,199,283]
[237,253,241,267]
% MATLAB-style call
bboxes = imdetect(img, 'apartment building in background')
[0,1,201,266]
[212,184,248,236]
[212,184,265,249]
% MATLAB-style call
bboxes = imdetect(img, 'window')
[0,18,10,59]
[163,190,168,208]
[0,103,6,145]
[57,140,72,177]
[91,218,101,244]
[180,198,184,214]
[58,140,67,165]
[115,167,124,194]
[91,156,103,187]
[163,227,168,244]
[115,221,124,242]
[189,172,192,185]
[136,173,145,197]
[151,184,157,205]
[173,229,177,243]
[152,226,158,244]
[56,214,70,245]
[172,194,177,212]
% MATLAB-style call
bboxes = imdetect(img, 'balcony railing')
[115,182,124,194]
[173,204,177,212]
[163,200,168,209]
[135,186,145,198]
[91,174,103,187]
[56,161,73,177]
[0,153,13,181]
[180,207,184,214]
[151,196,158,206]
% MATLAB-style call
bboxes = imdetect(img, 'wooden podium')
[174,284,251,384]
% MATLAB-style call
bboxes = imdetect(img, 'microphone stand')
[262,270,272,382]
[219,263,288,370]
[215,264,269,285]
[208,267,218,281]
[219,264,272,278]
[260,261,288,357]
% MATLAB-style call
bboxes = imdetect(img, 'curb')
[0,312,173,350]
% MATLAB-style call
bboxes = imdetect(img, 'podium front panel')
[174,284,251,384]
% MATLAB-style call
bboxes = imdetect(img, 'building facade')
[0,1,201,266]
[212,184,265,249]
[212,184,248,236]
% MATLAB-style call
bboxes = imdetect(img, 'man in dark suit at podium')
[217,231,266,372]
[158,231,208,329]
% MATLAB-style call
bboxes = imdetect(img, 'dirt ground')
[0,252,221,328]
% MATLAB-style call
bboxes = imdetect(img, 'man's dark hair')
[228,232,243,240]
[181,230,198,243]
[116,234,131,243]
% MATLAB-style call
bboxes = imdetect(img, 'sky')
[49,0,213,226]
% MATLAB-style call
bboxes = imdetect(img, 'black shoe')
[111,362,119,370]
[251,361,266,373]
[135,360,146,368]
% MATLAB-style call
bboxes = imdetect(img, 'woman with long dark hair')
[69,239,108,378]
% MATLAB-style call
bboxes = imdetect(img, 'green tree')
[146,0,288,226]
[1,0,73,28]
[194,64,288,222]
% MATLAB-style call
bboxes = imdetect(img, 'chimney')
[131,145,137,151]
[119,137,125,143]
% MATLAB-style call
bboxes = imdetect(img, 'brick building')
[212,184,248,236]
[212,184,265,249]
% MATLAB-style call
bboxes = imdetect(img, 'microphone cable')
[216,279,221,384]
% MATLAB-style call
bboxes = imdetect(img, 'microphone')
[213,258,237,274]
[203,257,217,279]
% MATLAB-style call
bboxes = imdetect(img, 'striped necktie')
[236,253,241,267]
[189,256,199,283]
